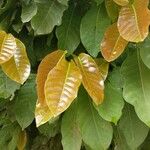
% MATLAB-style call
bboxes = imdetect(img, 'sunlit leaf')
[121,49,150,127]
[113,0,129,6]
[75,53,104,105]
[1,38,30,84]
[17,130,27,150]
[36,50,65,127]
[0,31,16,64]
[95,58,109,80]
[101,23,128,62]
[117,0,150,42]
[45,56,82,117]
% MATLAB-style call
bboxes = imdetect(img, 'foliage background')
[0,0,150,149]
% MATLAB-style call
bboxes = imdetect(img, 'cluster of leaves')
[1,0,150,149]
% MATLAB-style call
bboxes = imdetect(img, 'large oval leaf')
[0,31,16,64]
[121,49,150,127]
[75,53,104,105]
[35,50,65,127]
[77,87,113,150]
[1,38,30,84]
[45,56,82,117]
[113,0,129,6]
[101,23,128,62]
[80,3,110,57]
[117,0,150,42]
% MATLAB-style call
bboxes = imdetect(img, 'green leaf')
[61,101,82,150]
[140,35,150,69]
[77,87,113,150]
[38,117,60,138]
[118,104,149,149]
[0,69,20,99]
[121,49,150,127]
[57,0,68,6]
[21,0,37,23]
[95,81,124,124]
[94,0,104,5]
[56,2,81,54]
[139,132,150,150]
[14,75,37,129]
[0,120,21,150]
[31,0,67,35]
[80,3,110,57]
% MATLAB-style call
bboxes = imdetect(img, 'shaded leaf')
[35,50,65,127]
[0,31,16,64]
[61,101,82,150]
[21,0,37,23]
[117,0,150,42]
[77,87,113,150]
[113,0,129,6]
[118,104,149,149]
[0,69,20,99]
[45,56,82,117]
[95,82,124,124]
[31,0,67,35]
[14,75,37,129]
[121,49,150,127]
[101,23,128,62]
[75,53,104,105]
[80,3,110,57]
[17,130,27,150]
[140,35,150,69]
[56,2,81,54]
[94,0,104,5]
[1,38,30,84]
[105,0,119,22]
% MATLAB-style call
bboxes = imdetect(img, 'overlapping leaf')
[117,0,150,42]
[1,39,30,84]
[45,56,82,117]
[121,50,150,127]
[75,53,104,105]
[0,31,16,64]
[101,23,128,62]
[113,0,129,6]
[17,131,27,150]
[36,50,65,126]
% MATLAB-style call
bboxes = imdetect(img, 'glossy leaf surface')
[101,23,128,62]
[1,39,30,84]
[113,0,129,6]
[76,53,104,105]
[0,31,16,64]
[45,57,82,117]
[118,0,150,42]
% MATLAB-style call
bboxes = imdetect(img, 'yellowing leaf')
[0,31,16,64]
[17,130,27,150]
[101,23,128,62]
[117,0,150,42]
[113,0,129,6]
[76,53,104,105]
[1,38,30,84]
[95,58,109,80]
[35,50,65,127]
[45,57,82,117]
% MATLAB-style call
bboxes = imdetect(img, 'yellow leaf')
[117,0,150,42]
[45,57,82,117]
[75,53,104,105]
[17,130,27,150]
[95,58,109,80]
[101,23,128,62]
[1,38,30,84]
[113,0,129,6]
[35,50,65,126]
[0,31,16,64]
